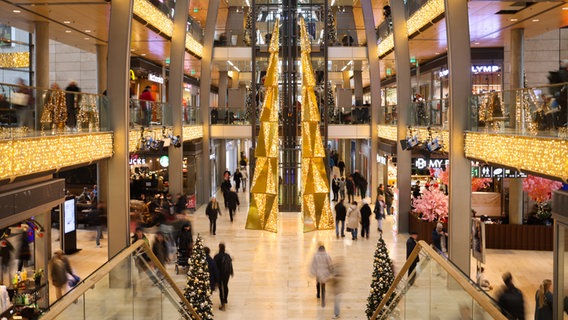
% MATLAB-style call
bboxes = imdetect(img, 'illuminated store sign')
[148,73,164,84]
[439,65,501,77]
[415,158,449,169]
[129,155,146,165]
[377,154,387,165]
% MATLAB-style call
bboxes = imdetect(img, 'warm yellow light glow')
[300,18,334,231]
[378,0,445,58]
[378,125,398,141]
[182,125,203,141]
[0,133,113,181]
[465,132,568,182]
[0,52,29,68]
[133,0,203,58]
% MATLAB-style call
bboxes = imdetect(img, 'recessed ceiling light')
[84,37,89,40]
[130,48,135,52]
[435,52,439,55]
[65,30,72,33]
[141,53,146,56]
[510,18,518,22]
[12,10,21,13]
[84,30,92,33]
[532,19,539,22]
[63,20,71,24]
[474,42,480,45]
[563,7,568,10]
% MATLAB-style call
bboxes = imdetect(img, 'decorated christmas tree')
[365,235,395,319]
[183,235,213,320]
[244,7,253,46]
[326,81,336,123]
[413,188,448,222]
[326,7,337,45]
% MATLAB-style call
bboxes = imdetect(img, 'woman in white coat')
[346,201,361,240]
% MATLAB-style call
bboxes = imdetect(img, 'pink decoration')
[438,168,449,186]
[413,188,449,222]
[471,178,492,192]
[522,175,563,203]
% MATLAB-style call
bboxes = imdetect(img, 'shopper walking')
[339,177,346,201]
[310,245,334,307]
[205,197,221,235]
[204,247,220,292]
[432,222,448,259]
[346,176,355,203]
[374,195,386,232]
[226,188,240,222]
[48,250,74,299]
[177,222,193,259]
[385,185,394,215]
[214,243,234,311]
[138,85,153,125]
[534,279,552,320]
[360,199,372,239]
[337,159,345,176]
[221,173,232,209]
[334,199,346,238]
[346,201,361,240]
[233,169,243,192]
[65,80,81,131]
[496,272,525,319]
[152,231,169,267]
[406,231,419,286]
[331,175,340,202]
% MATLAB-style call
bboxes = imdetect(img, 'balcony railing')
[210,107,250,125]
[407,98,449,128]
[468,82,568,138]
[0,82,109,139]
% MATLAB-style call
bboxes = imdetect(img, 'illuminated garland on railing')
[378,0,445,58]
[0,133,113,181]
[0,52,29,68]
[465,132,568,182]
[133,0,203,58]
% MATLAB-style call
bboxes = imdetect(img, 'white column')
[391,0,412,234]
[445,0,472,274]
[168,0,190,196]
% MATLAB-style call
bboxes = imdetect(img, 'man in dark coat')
[220,173,232,209]
[334,199,347,238]
[226,188,240,222]
[346,176,355,203]
[337,160,345,176]
[331,175,340,201]
[496,272,525,319]
[204,246,220,292]
[360,199,372,239]
[214,243,234,311]
[406,231,419,286]
[233,169,243,192]
[65,80,81,130]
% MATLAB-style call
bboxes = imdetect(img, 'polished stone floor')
[53,189,551,319]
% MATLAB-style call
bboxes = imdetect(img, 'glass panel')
[130,99,170,127]
[53,295,85,320]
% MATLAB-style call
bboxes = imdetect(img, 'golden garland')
[77,94,100,131]
[40,90,67,132]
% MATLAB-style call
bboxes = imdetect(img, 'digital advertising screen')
[63,198,76,234]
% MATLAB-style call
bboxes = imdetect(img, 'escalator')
[41,240,199,320]
[370,240,508,320]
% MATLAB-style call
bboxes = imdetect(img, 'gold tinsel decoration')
[245,19,280,233]
[40,90,67,132]
[299,17,334,232]
[77,94,100,131]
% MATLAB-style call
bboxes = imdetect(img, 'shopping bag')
[68,273,81,287]
[10,92,29,107]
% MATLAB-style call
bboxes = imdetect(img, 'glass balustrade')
[469,82,568,138]
[0,82,108,139]
[373,241,507,320]
[130,99,171,127]
[407,98,448,128]
[41,241,196,320]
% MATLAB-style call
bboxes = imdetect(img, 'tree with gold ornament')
[183,235,213,320]
[365,235,396,319]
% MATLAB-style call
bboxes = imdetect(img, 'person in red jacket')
[139,86,154,125]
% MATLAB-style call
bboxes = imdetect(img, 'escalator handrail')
[42,240,201,320]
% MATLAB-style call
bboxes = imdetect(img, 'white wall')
[49,40,97,93]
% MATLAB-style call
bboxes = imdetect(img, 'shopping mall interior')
[0,0,567,319]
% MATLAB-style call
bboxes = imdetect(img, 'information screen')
[63,198,76,234]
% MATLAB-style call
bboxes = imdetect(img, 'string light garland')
[133,0,203,58]
[77,94,100,132]
[465,132,568,182]
[0,52,29,68]
[378,125,398,141]
[0,133,113,181]
[40,90,67,133]
[378,0,444,58]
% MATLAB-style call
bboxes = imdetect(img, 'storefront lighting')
[0,133,113,181]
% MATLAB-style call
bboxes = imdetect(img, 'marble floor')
[53,190,551,320]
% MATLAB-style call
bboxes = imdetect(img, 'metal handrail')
[370,240,506,320]
[42,240,201,320]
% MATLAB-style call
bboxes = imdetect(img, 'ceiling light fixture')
[510,18,518,22]
[12,10,21,13]
[65,30,72,33]
[85,30,92,33]
[63,20,71,24]
[84,37,89,40]
[532,19,539,22]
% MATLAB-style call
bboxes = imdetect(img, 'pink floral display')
[522,175,563,203]
[438,168,449,186]
[471,178,492,192]
[413,188,449,222]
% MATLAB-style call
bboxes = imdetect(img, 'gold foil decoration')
[299,18,334,232]
[246,20,280,233]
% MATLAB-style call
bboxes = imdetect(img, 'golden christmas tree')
[246,20,280,232]
[299,17,334,232]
